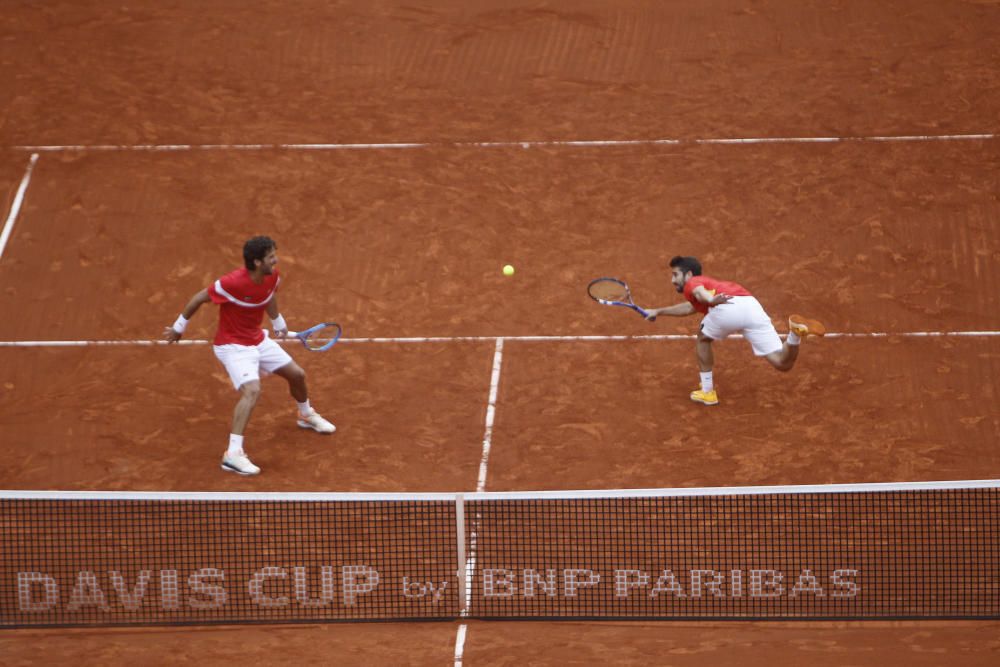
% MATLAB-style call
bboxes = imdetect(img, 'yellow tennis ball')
[502,264,515,277]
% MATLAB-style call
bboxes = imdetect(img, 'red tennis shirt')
[683,275,752,315]
[207,268,281,346]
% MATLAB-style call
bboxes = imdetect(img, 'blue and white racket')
[587,277,655,321]
[288,322,342,352]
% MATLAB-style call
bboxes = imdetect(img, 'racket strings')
[303,336,328,351]
[298,322,342,352]
[588,280,630,302]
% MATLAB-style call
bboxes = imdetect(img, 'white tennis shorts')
[700,295,783,356]
[213,333,293,390]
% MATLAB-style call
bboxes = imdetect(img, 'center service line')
[477,337,505,493]
[454,623,468,667]
[454,337,506,657]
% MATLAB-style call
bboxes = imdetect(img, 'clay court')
[2,0,999,664]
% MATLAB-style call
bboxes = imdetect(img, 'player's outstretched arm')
[645,302,696,319]
[163,289,211,343]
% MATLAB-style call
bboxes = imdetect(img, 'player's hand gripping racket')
[587,277,655,321]
[287,322,342,352]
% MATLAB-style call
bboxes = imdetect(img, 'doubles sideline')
[0,154,39,263]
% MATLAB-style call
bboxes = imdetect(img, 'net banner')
[1,482,998,627]
[466,488,1000,619]
[0,495,458,627]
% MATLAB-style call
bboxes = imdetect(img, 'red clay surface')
[2,158,29,200]
[0,623,460,667]
[4,337,996,493]
[0,344,494,491]
[1,621,998,667]
[2,0,999,664]
[491,337,1000,490]
[2,1,999,145]
[0,144,997,341]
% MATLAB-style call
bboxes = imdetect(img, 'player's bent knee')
[238,381,262,401]
[764,352,793,372]
[276,361,306,383]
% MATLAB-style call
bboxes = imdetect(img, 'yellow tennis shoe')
[788,315,826,337]
[690,389,719,406]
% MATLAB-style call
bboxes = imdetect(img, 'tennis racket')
[587,277,655,320]
[287,322,342,352]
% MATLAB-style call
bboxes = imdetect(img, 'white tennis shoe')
[297,409,336,434]
[221,451,261,475]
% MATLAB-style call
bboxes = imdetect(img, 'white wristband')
[172,314,188,334]
[272,314,287,332]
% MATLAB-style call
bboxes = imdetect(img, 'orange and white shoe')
[297,409,336,434]
[788,315,826,338]
[690,389,719,406]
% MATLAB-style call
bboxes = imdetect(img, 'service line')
[0,153,39,263]
[1,330,999,348]
[8,132,997,153]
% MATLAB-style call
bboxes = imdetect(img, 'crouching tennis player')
[645,256,825,406]
[163,236,335,475]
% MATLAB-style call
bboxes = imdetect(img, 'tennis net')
[2,480,998,627]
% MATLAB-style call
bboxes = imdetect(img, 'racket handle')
[633,305,653,320]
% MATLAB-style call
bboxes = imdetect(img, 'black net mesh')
[2,486,998,627]
[466,489,1000,619]
[0,497,456,626]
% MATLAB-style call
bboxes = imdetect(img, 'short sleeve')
[207,278,227,304]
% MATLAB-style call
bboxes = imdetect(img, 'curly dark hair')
[243,236,277,270]
[669,256,702,276]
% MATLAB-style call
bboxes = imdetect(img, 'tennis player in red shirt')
[645,256,825,406]
[163,236,335,475]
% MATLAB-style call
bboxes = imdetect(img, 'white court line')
[454,623,468,667]
[8,479,998,501]
[477,337,505,492]
[463,523,478,620]
[454,337,504,656]
[0,153,40,263]
[1,330,999,348]
[8,132,996,153]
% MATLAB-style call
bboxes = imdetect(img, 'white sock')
[227,434,244,456]
[700,371,714,393]
[787,330,801,346]
[297,400,312,417]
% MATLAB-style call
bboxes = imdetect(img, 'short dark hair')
[243,236,276,270]
[669,256,702,276]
